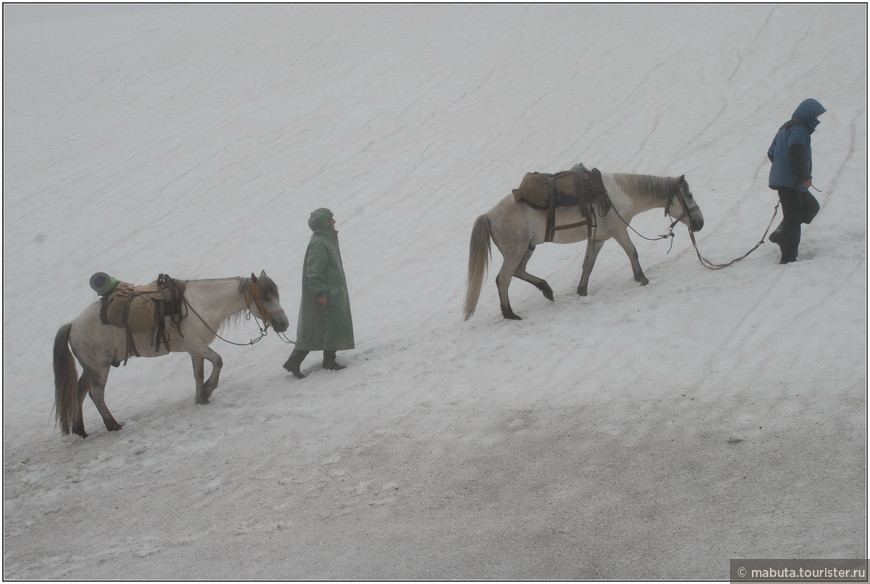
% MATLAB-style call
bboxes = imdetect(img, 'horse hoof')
[503,312,522,321]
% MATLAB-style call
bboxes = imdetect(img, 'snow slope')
[3,3,866,580]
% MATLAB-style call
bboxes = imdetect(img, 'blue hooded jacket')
[768,98,826,192]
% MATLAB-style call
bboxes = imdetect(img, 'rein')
[609,192,680,244]
[182,280,273,347]
[689,203,780,270]
[607,180,695,254]
[612,177,781,270]
[609,180,781,269]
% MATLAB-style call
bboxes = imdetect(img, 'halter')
[182,277,273,347]
[607,178,694,252]
[244,278,273,332]
[244,278,296,345]
[665,181,693,230]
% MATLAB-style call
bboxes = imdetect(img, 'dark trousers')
[776,187,803,263]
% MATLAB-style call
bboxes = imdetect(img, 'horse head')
[249,271,290,333]
[670,175,705,232]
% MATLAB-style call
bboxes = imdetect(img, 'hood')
[792,98,826,132]
[308,208,335,234]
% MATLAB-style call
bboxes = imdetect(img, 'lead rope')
[689,203,780,270]
[609,198,678,244]
[608,186,779,269]
[182,282,280,347]
[182,294,271,347]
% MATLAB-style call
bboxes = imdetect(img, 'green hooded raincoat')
[295,208,355,351]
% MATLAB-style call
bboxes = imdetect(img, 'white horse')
[53,271,289,438]
[464,173,705,320]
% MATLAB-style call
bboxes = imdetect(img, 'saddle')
[512,165,611,242]
[97,274,186,364]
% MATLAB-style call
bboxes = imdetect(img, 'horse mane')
[211,277,243,332]
[184,276,253,333]
[612,173,678,200]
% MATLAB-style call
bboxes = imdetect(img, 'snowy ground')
[2,3,867,580]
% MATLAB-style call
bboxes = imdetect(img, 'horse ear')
[678,174,686,184]
[251,272,258,283]
[260,270,267,278]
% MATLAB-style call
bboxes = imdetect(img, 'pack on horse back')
[512,164,611,242]
[91,272,186,364]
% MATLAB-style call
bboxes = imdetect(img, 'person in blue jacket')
[767,98,826,263]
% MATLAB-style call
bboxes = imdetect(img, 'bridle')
[244,278,273,332]
[244,278,296,345]
[664,182,696,231]
[182,278,276,346]
[609,178,697,249]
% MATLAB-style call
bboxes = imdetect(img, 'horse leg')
[577,239,606,297]
[612,228,649,286]
[202,347,223,400]
[495,249,526,320]
[83,365,123,433]
[191,354,208,404]
[191,347,223,404]
[514,245,554,301]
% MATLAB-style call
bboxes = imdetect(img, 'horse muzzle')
[271,313,290,333]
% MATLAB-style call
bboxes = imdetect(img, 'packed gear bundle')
[90,272,186,364]
[512,163,611,242]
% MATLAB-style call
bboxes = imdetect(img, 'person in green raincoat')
[283,208,354,378]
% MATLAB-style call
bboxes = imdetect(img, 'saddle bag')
[512,165,609,209]
[511,165,611,243]
[512,170,586,208]
[96,274,186,360]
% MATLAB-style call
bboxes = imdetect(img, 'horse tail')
[53,323,78,435]
[464,214,492,320]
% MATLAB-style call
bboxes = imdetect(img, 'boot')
[322,350,346,371]
[779,227,800,264]
[780,246,799,264]
[282,350,308,379]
